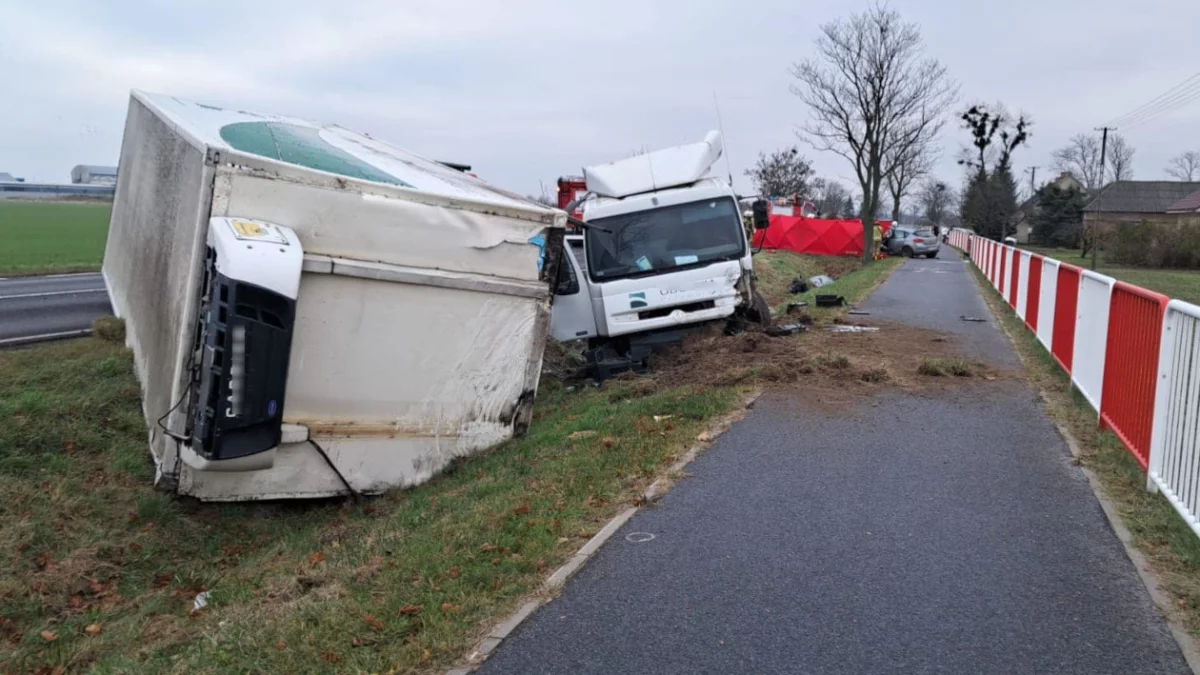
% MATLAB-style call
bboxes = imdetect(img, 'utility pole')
[1091,127,1114,270]
[1025,166,1038,195]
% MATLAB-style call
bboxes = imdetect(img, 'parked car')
[884,226,940,258]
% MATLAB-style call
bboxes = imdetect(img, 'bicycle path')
[478,250,1190,674]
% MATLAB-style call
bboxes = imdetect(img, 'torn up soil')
[644,320,1018,412]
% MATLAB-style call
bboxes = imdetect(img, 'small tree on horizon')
[744,146,814,198]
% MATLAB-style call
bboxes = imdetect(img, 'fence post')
[1148,309,1176,493]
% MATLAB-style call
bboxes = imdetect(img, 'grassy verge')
[0,201,111,276]
[0,257,904,672]
[965,256,1200,636]
[0,339,735,673]
[753,250,903,321]
[1018,244,1200,305]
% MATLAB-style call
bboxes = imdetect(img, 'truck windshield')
[585,197,745,281]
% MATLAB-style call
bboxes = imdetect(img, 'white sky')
[2,0,1199,202]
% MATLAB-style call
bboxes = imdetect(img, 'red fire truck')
[556,176,588,231]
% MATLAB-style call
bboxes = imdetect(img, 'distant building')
[1014,173,1086,243]
[71,165,118,185]
[1083,180,1200,232]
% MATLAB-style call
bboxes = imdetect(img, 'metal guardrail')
[1148,300,1200,536]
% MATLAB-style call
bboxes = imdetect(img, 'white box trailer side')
[104,94,217,489]
[104,92,565,501]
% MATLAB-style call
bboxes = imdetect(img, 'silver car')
[885,226,941,259]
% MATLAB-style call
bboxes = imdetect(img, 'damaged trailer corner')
[103,91,565,501]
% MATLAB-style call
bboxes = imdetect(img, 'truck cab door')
[550,241,598,342]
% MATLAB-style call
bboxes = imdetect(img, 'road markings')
[37,272,103,279]
[0,289,108,300]
[0,329,93,348]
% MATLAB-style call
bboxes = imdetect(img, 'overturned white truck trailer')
[104,91,564,501]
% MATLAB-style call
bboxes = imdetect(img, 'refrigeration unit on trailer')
[104,91,565,501]
[549,131,770,377]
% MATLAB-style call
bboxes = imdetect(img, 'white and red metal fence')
[946,229,1200,537]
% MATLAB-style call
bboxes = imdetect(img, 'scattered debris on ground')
[827,325,879,333]
[959,315,988,323]
[642,320,1007,411]
[815,294,847,307]
[788,278,811,294]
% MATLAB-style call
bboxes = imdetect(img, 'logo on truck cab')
[628,292,648,309]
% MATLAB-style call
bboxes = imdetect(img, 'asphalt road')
[479,248,1190,674]
[0,272,112,344]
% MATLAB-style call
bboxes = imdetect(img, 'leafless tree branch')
[1166,150,1200,181]
[791,4,957,260]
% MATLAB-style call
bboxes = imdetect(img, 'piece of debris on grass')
[192,591,210,612]
[815,294,847,307]
[788,277,811,294]
[766,323,807,337]
[848,310,870,316]
[808,274,836,288]
[918,358,977,377]
[827,325,879,333]
[958,315,987,323]
[567,430,597,440]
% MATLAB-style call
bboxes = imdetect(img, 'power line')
[1122,85,1200,131]
[1117,80,1200,129]
[1105,70,1200,129]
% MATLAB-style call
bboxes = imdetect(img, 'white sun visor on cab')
[583,130,723,199]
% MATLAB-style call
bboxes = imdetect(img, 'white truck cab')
[550,132,770,377]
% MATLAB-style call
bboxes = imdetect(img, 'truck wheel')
[747,290,772,326]
[902,247,914,258]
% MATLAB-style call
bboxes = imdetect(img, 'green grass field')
[0,201,111,276]
[1020,244,1200,306]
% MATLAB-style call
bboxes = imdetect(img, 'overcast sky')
[3,0,1199,203]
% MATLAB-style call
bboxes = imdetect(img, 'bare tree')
[1052,132,1135,188]
[918,179,953,227]
[744,146,814,198]
[811,178,849,217]
[1106,134,1135,182]
[885,146,934,221]
[791,5,957,261]
[1051,134,1103,189]
[1166,151,1200,181]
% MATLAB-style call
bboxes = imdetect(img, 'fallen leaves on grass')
[309,551,325,566]
[364,614,385,631]
[440,603,460,614]
[84,623,101,636]
[40,630,57,642]
[397,604,422,617]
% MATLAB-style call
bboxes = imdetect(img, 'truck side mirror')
[752,200,770,230]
